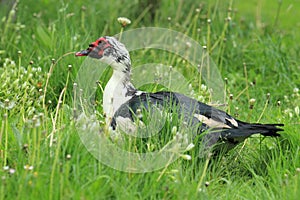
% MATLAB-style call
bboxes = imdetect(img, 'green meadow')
[0,0,299,199]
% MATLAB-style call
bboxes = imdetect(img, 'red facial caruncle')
[75,37,111,57]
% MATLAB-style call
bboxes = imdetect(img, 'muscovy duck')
[75,36,283,154]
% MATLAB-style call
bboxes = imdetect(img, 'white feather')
[193,114,232,129]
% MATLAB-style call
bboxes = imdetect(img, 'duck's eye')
[97,40,104,46]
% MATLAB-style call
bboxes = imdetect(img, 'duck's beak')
[75,49,91,56]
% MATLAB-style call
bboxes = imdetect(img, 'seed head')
[66,154,72,160]
[205,181,210,187]
[185,42,192,49]
[68,64,72,71]
[226,17,231,22]
[117,17,131,27]
[185,143,195,151]
[249,98,256,109]
[277,100,281,106]
[181,154,192,160]
[4,99,9,105]
[23,144,29,152]
[224,77,228,84]
[249,98,256,105]
[171,126,177,135]
[136,108,143,119]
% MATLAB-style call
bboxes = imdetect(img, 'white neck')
[103,69,135,124]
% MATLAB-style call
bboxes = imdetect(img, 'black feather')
[111,91,284,154]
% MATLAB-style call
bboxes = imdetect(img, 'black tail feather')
[240,122,284,137]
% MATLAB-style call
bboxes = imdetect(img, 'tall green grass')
[0,0,299,199]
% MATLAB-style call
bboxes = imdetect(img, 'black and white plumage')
[76,36,284,154]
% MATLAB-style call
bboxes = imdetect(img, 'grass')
[0,0,299,199]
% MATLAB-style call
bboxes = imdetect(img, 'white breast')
[103,71,133,124]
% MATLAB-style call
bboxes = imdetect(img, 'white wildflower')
[201,84,207,91]
[9,168,16,174]
[24,165,34,171]
[0,99,15,110]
